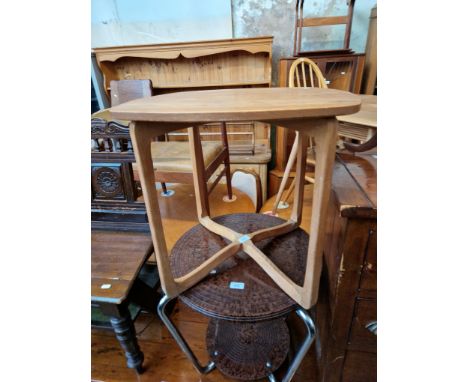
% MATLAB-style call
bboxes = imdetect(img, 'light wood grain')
[301,16,348,27]
[93,36,273,62]
[93,36,273,95]
[130,122,187,297]
[94,36,273,158]
[299,118,338,307]
[337,94,376,128]
[126,88,354,309]
[111,87,361,123]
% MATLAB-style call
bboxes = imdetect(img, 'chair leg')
[221,122,233,200]
[158,294,216,374]
[109,309,144,374]
[225,158,233,200]
[189,126,211,216]
[272,132,299,214]
[160,182,175,197]
[267,308,316,382]
[283,179,296,204]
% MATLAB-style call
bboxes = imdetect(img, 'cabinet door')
[315,58,357,92]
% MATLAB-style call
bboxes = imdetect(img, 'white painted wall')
[91,0,375,85]
[300,0,376,53]
[91,0,233,48]
[232,0,376,84]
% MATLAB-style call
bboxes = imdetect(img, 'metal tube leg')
[267,307,316,382]
[157,294,216,374]
[268,373,278,382]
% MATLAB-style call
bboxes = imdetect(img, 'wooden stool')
[110,87,360,381]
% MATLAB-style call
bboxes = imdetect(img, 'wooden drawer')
[342,350,376,382]
[348,298,376,353]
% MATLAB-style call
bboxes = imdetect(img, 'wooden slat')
[338,124,370,141]
[301,16,348,27]
[301,62,306,88]
[295,67,300,87]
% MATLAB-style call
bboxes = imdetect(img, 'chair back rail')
[271,58,327,215]
[294,0,356,55]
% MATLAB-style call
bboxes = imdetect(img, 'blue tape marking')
[238,235,250,243]
[229,281,245,290]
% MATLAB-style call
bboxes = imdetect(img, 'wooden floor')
[92,301,319,381]
[92,183,319,381]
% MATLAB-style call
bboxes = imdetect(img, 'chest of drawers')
[316,151,377,382]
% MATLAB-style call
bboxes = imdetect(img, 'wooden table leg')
[109,308,144,374]
[97,301,145,374]
[130,117,337,309]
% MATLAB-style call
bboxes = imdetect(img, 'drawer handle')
[365,321,377,335]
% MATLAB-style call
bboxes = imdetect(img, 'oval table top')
[337,94,376,128]
[110,87,361,123]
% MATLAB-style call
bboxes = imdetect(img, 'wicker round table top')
[206,317,290,380]
[170,213,309,321]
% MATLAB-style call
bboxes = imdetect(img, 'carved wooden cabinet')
[315,151,377,382]
[91,116,148,232]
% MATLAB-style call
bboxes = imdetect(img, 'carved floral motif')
[92,166,123,198]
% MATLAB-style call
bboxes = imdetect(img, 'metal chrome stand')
[158,294,316,381]
[267,308,316,382]
[157,295,216,374]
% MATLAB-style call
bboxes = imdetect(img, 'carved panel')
[92,164,125,201]
[91,118,131,138]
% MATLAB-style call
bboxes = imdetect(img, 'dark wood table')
[91,183,253,374]
[91,230,156,373]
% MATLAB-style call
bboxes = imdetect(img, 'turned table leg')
[109,310,144,374]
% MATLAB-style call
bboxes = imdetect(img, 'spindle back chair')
[272,58,327,214]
